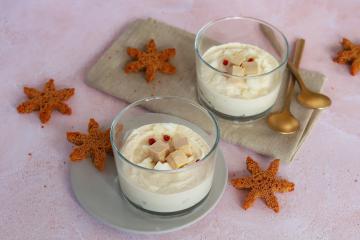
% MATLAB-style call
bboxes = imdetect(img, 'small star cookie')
[334,38,360,76]
[17,79,75,123]
[67,118,118,171]
[231,156,295,213]
[124,39,176,82]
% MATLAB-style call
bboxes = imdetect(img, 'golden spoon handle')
[284,39,305,110]
[287,62,308,90]
[288,61,332,109]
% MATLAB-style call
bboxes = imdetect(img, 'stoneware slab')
[70,150,228,234]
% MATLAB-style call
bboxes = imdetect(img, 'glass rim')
[194,16,289,79]
[110,96,220,173]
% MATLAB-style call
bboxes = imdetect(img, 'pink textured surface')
[1,0,360,239]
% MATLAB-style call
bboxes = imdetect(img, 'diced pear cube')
[166,150,192,169]
[148,141,170,162]
[228,52,244,65]
[171,135,192,156]
[154,161,173,170]
[172,135,188,148]
[242,61,258,75]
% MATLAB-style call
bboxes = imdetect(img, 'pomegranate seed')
[163,135,171,142]
[148,138,156,145]
[247,58,254,62]
[222,59,229,66]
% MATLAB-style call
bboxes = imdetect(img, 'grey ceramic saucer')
[70,150,228,234]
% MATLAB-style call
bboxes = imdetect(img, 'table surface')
[1,0,360,239]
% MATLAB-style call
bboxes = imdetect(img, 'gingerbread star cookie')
[67,118,118,171]
[124,39,176,82]
[17,79,75,123]
[231,156,295,213]
[334,38,360,76]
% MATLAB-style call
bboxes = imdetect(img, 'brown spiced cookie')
[17,79,75,123]
[231,156,295,213]
[334,38,360,76]
[67,118,119,171]
[124,39,176,82]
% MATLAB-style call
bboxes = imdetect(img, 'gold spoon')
[267,39,305,134]
[287,62,332,109]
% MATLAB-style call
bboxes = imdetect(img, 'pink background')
[1,0,360,239]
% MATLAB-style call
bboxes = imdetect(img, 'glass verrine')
[195,16,289,122]
[110,96,220,215]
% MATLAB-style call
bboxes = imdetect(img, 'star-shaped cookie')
[231,156,295,213]
[334,38,360,76]
[17,79,75,123]
[67,118,117,171]
[124,39,176,82]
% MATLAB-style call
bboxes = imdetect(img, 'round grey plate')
[70,150,228,234]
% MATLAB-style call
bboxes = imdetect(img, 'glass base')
[197,89,273,123]
[121,190,210,217]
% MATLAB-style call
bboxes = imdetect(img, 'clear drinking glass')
[195,16,289,122]
[110,96,219,215]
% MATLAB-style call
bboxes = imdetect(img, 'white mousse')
[116,123,214,213]
[197,42,282,117]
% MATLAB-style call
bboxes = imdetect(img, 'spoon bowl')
[287,62,332,109]
[267,111,300,134]
[297,89,332,109]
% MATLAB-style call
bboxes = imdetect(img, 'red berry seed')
[163,135,170,142]
[148,138,156,145]
[223,59,229,66]
[247,58,254,62]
